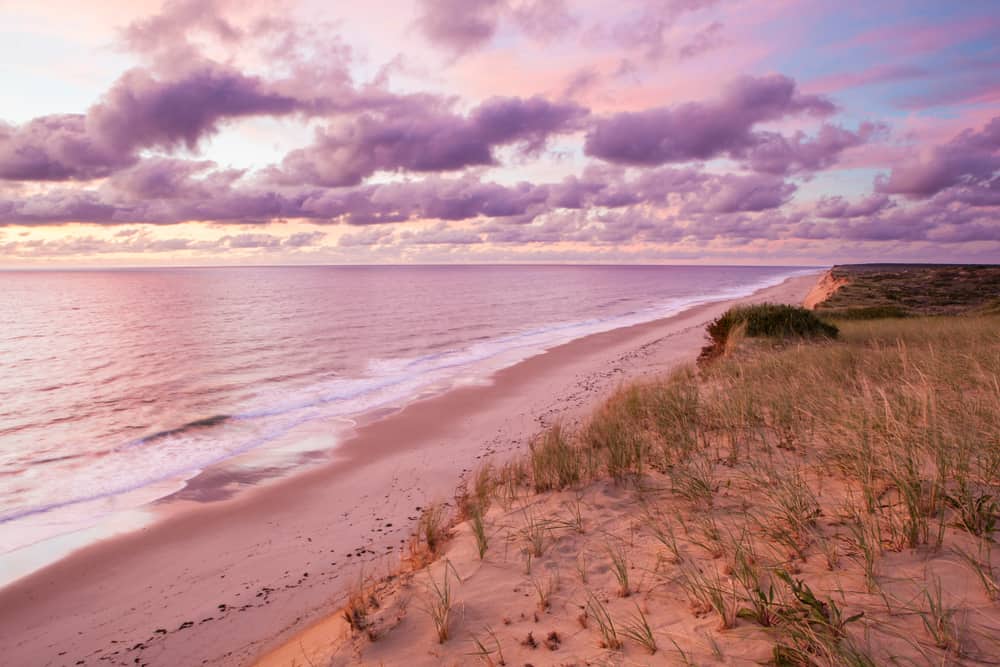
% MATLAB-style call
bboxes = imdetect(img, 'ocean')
[0,264,815,583]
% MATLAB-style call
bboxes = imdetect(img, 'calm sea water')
[0,265,814,579]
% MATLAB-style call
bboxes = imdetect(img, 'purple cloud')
[416,0,577,56]
[803,194,1000,243]
[876,116,1000,198]
[745,122,886,175]
[103,158,221,199]
[122,0,243,57]
[416,0,505,55]
[606,0,721,61]
[0,227,327,258]
[4,154,999,248]
[303,176,551,224]
[284,230,327,247]
[679,21,726,60]
[0,64,313,182]
[511,0,578,40]
[399,222,484,245]
[815,193,894,218]
[584,74,836,166]
[90,66,303,154]
[270,96,586,186]
[338,227,394,247]
[695,173,797,214]
[0,115,132,181]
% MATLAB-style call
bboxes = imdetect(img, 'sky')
[0,0,997,267]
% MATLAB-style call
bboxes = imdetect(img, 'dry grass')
[331,312,1000,666]
[342,571,376,639]
[529,424,580,492]
[420,561,457,644]
[408,502,449,567]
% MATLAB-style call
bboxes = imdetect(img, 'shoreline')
[0,272,821,667]
[1,268,815,578]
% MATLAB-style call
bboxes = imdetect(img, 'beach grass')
[320,305,1000,666]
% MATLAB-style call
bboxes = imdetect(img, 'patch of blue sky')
[794,167,885,204]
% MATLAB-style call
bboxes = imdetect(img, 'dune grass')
[529,424,580,492]
[338,309,1000,665]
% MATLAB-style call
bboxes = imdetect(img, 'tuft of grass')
[621,604,657,654]
[409,502,449,566]
[668,455,716,505]
[845,507,881,593]
[472,464,496,514]
[342,571,376,639]
[518,507,551,558]
[645,368,701,466]
[468,626,505,666]
[776,569,863,638]
[529,570,559,612]
[772,570,868,665]
[469,503,489,560]
[945,485,998,538]
[556,496,586,534]
[456,465,494,521]
[954,542,999,601]
[585,592,623,649]
[582,387,646,482]
[644,505,684,564]
[493,460,527,510]
[687,515,726,560]
[731,537,778,627]
[677,562,736,628]
[606,541,632,597]
[530,424,581,492]
[755,466,821,560]
[920,576,959,652]
[421,562,456,644]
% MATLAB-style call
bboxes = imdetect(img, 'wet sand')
[0,272,820,667]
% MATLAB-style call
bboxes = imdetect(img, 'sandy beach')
[0,273,820,667]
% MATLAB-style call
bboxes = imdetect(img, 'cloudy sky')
[0,0,997,266]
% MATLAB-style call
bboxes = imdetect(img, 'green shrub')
[700,304,838,363]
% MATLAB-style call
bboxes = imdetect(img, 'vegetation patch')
[816,264,1000,316]
[819,305,910,320]
[699,303,838,363]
